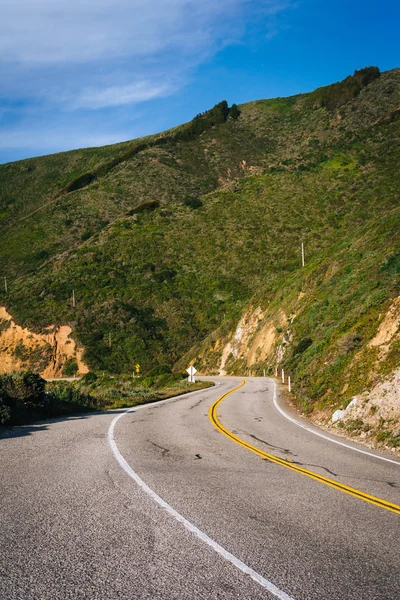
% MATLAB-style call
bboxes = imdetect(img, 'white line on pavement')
[108,403,295,600]
[272,380,400,467]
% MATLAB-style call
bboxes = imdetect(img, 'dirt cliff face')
[218,307,274,374]
[0,307,88,378]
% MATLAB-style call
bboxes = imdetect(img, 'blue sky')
[0,0,399,164]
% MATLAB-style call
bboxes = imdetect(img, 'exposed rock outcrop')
[0,307,88,378]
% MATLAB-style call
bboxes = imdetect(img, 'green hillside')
[1,67,400,416]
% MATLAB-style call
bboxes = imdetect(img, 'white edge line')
[272,380,400,467]
[108,402,295,600]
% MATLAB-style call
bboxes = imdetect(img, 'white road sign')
[186,365,197,383]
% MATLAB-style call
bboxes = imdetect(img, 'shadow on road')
[0,409,129,441]
[0,424,50,440]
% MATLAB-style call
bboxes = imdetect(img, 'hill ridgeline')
[1,67,400,449]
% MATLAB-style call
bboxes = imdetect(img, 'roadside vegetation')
[0,371,211,426]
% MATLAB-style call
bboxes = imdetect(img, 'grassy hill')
[1,67,400,427]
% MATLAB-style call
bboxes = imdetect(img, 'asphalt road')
[1,377,399,599]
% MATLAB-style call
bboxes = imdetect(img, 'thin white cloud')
[0,0,264,109]
[0,0,294,158]
[74,81,174,109]
[0,1,292,68]
[0,0,245,66]
[0,0,294,106]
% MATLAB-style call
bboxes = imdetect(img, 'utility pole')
[72,289,75,308]
[4,277,7,293]
[301,243,305,267]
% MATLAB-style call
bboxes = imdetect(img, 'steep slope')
[1,68,400,437]
[0,307,88,378]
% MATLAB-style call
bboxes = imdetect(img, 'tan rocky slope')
[0,307,88,378]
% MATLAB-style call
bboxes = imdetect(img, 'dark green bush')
[0,372,45,406]
[229,104,241,120]
[381,252,400,275]
[65,172,95,193]
[153,268,177,283]
[129,200,160,214]
[305,67,380,110]
[0,395,12,425]
[63,358,79,377]
[48,382,100,409]
[81,371,98,384]
[175,101,231,142]
[293,337,313,355]
[184,196,203,209]
[80,230,92,241]
[0,372,46,424]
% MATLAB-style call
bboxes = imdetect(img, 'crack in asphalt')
[188,397,206,410]
[344,476,398,489]
[247,433,295,456]
[148,440,170,457]
[225,431,397,484]
[291,460,338,477]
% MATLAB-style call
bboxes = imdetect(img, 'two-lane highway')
[1,377,399,599]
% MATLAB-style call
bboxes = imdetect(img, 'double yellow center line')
[209,380,400,516]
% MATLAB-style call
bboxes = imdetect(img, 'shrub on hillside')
[0,372,46,424]
[0,372,45,407]
[130,200,160,214]
[184,196,203,209]
[47,382,101,410]
[175,101,231,142]
[63,358,79,377]
[0,394,12,425]
[337,332,362,355]
[65,172,95,193]
[229,104,241,120]
[293,337,313,355]
[80,371,98,385]
[305,67,381,110]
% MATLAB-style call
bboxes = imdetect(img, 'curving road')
[1,377,399,599]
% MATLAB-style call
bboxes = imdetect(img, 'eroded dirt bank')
[0,306,88,378]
